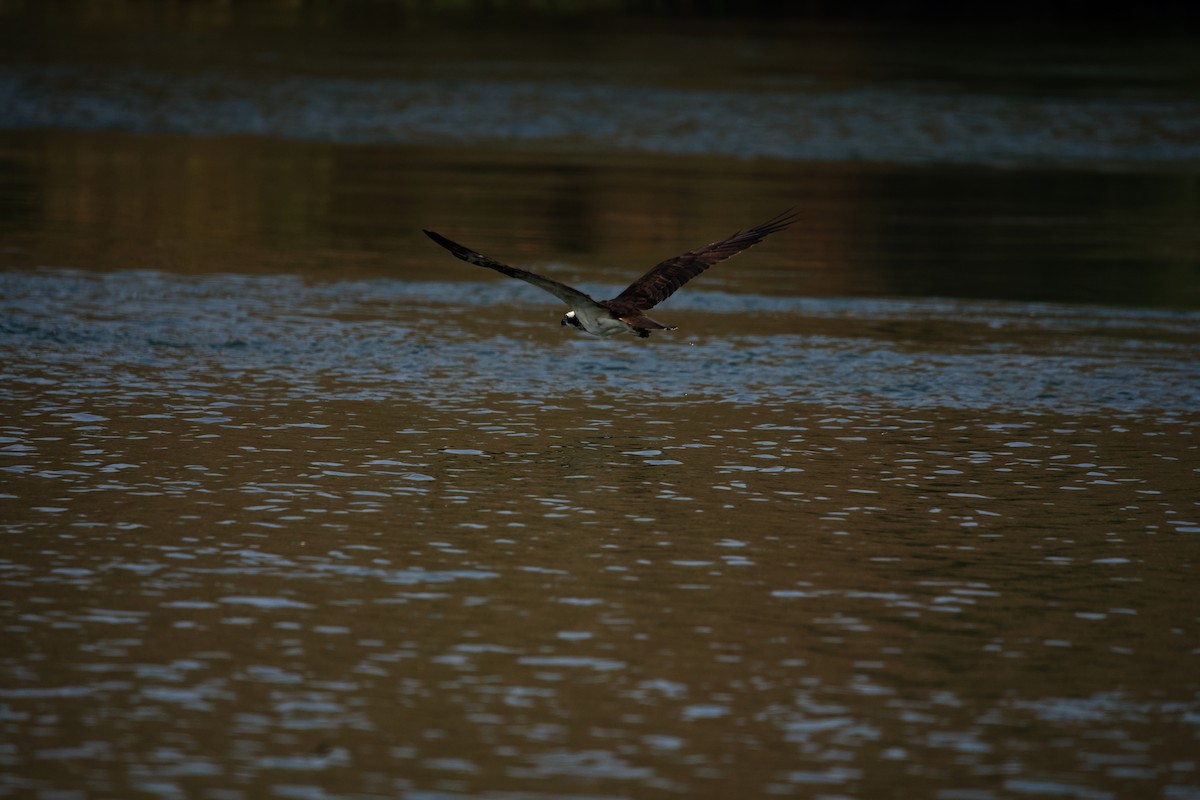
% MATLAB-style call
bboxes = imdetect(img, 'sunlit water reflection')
[2,267,1198,799]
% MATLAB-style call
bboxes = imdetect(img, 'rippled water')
[3,269,1198,412]
[2,7,1200,800]
[3,266,1199,799]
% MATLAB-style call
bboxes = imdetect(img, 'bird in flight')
[423,210,796,338]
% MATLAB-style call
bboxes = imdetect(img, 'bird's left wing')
[424,230,605,311]
[612,209,797,311]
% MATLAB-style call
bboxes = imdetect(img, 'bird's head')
[561,310,582,329]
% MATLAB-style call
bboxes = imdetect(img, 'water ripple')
[2,269,1196,414]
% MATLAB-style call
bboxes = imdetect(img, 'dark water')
[5,15,1200,168]
[2,8,1200,800]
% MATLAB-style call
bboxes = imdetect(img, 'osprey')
[423,210,796,338]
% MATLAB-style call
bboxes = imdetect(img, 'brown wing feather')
[611,209,797,311]
[423,230,606,312]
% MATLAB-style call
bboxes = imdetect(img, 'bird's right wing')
[612,210,797,311]
[424,230,605,312]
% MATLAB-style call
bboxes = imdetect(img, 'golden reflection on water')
[4,131,1197,308]
[3,376,1198,797]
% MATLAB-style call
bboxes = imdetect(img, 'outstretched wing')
[611,209,797,311]
[423,230,604,311]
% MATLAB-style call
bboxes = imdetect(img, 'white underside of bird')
[562,309,641,337]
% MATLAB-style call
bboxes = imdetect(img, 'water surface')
[3,260,1198,799]
[2,9,1199,800]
